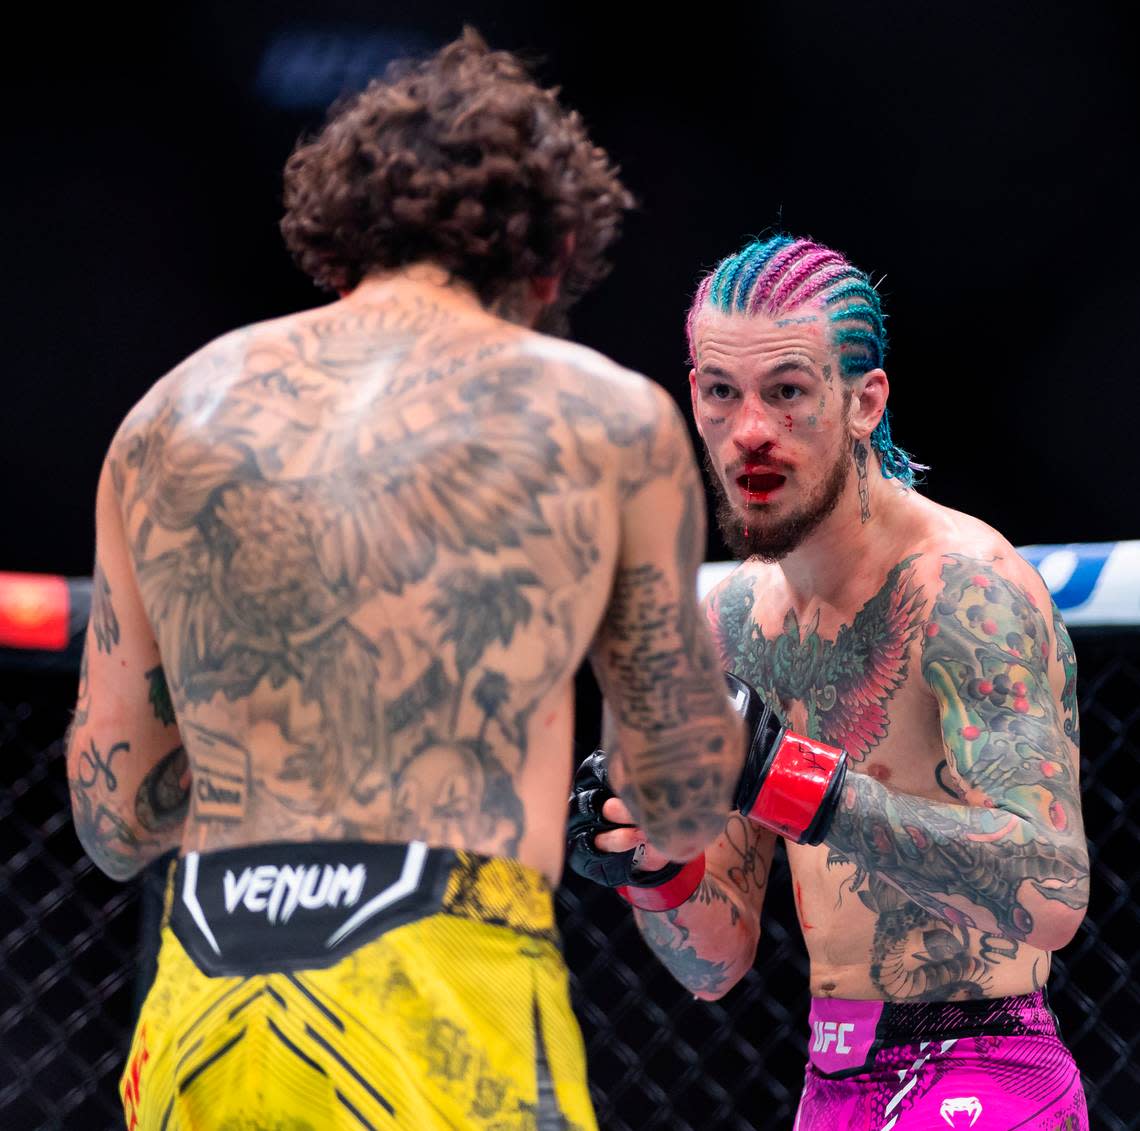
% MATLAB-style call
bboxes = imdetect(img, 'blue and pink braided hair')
[685,234,922,485]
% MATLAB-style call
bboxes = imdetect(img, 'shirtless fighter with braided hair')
[569,234,1090,1129]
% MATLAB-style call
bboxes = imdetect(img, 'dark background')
[5,0,1138,576]
[3,7,1140,1128]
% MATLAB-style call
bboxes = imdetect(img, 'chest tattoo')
[711,556,927,761]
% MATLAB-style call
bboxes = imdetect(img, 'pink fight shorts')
[794,991,1087,1130]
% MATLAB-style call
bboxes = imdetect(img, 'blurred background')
[5,0,1138,570]
[3,1,1139,1128]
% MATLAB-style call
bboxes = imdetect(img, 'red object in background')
[0,572,71,650]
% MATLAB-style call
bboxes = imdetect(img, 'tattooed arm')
[594,576,776,999]
[827,555,1089,953]
[590,386,744,861]
[66,460,190,880]
[630,813,777,1000]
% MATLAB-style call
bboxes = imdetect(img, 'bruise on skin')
[784,415,794,431]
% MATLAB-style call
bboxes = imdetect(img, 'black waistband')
[875,990,1059,1044]
[166,841,554,977]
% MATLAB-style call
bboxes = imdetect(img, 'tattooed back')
[107,289,679,882]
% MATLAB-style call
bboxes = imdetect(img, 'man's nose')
[732,396,779,453]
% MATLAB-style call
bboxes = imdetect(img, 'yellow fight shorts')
[120,841,598,1130]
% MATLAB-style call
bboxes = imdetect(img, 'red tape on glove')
[617,853,706,912]
[746,731,844,842]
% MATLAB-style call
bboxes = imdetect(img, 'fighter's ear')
[688,369,704,438]
[849,368,888,440]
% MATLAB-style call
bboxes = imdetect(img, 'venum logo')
[940,1097,983,1126]
[223,863,366,924]
[811,1020,855,1054]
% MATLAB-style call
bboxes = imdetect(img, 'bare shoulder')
[112,326,256,438]
[701,559,782,657]
[906,500,1061,698]
[906,499,1050,604]
[104,325,260,494]
[519,331,672,416]
[517,331,691,491]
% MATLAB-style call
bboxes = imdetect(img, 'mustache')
[728,456,791,475]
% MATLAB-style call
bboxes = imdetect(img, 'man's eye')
[708,383,736,401]
[778,385,803,401]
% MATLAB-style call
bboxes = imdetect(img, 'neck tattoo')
[855,441,871,523]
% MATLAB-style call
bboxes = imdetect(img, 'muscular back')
[106,287,686,882]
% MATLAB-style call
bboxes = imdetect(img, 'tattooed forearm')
[91,559,120,654]
[829,557,1089,948]
[602,563,727,734]
[635,906,732,996]
[830,773,1083,941]
[690,875,742,924]
[70,737,162,879]
[632,860,762,997]
[71,787,151,880]
[724,814,769,896]
[598,560,737,854]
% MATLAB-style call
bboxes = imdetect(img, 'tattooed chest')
[711,556,928,763]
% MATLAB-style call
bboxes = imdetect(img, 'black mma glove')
[566,749,699,901]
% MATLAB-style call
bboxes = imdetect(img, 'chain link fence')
[2,632,1137,1130]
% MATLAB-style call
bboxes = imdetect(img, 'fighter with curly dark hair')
[281,27,633,327]
[69,28,747,1130]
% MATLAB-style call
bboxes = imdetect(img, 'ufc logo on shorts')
[812,1020,855,1054]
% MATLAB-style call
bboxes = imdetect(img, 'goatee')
[705,445,851,563]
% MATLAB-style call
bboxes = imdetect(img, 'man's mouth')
[735,470,787,502]
[737,472,785,492]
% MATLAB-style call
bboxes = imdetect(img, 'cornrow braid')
[795,265,864,307]
[730,236,794,312]
[745,239,806,315]
[686,233,923,485]
[766,249,846,312]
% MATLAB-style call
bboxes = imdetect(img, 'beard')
[705,442,851,563]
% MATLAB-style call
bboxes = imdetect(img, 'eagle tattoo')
[711,555,926,761]
[123,366,563,803]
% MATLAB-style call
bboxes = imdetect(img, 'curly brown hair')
[280,28,634,306]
